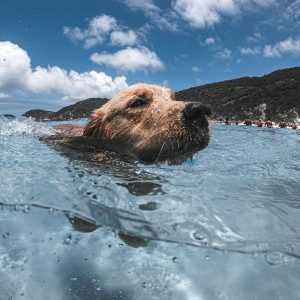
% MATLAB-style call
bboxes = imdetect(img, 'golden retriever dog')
[53,83,211,164]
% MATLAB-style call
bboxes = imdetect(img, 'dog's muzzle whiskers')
[155,141,166,164]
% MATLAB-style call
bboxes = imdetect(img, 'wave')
[0,116,55,136]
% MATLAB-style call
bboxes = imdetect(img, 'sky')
[0,0,300,115]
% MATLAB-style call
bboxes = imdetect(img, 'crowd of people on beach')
[216,117,299,130]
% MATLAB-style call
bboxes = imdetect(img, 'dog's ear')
[83,110,104,138]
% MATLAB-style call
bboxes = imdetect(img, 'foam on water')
[0,116,55,136]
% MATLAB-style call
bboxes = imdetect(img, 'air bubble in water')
[64,234,73,245]
[68,211,75,219]
[48,208,62,215]
[265,251,284,266]
[13,204,21,211]
[22,205,30,213]
[191,230,210,245]
[48,208,55,215]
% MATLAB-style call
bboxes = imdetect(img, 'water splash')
[0,116,55,136]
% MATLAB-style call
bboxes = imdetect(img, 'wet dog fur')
[53,83,211,164]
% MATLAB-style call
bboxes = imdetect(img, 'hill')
[175,67,300,121]
[23,98,109,121]
[23,67,300,122]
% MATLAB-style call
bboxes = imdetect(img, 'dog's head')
[84,83,211,163]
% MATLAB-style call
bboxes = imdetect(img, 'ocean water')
[1,116,300,300]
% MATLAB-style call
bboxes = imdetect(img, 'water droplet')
[22,205,30,213]
[13,204,21,211]
[265,251,284,266]
[68,211,75,219]
[48,208,55,215]
[64,233,73,245]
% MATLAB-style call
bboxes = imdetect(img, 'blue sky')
[0,0,300,115]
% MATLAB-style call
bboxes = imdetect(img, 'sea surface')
[1,116,300,300]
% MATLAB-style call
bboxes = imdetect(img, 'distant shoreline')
[19,67,299,123]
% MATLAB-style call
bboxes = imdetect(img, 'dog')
[54,83,211,164]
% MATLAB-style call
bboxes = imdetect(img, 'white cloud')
[162,80,169,87]
[263,37,300,58]
[260,1,300,33]
[199,36,220,47]
[90,47,164,72]
[0,41,128,100]
[172,0,239,28]
[239,37,300,58]
[122,0,159,12]
[247,32,264,43]
[89,14,118,35]
[195,78,207,85]
[110,30,138,46]
[205,37,216,45]
[283,0,300,25]
[216,48,233,60]
[0,41,31,91]
[224,66,233,73]
[240,46,262,55]
[241,0,277,8]
[64,14,141,48]
[122,0,178,32]
[172,0,277,28]
[64,15,118,48]
[191,66,201,72]
[0,92,11,99]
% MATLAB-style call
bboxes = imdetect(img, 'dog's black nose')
[182,103,211,126]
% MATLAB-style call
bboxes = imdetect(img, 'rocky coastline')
[22,67,300,122]
[23,98,109,121]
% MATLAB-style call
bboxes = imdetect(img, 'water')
[1,116,300,300]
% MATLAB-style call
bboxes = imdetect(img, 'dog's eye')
[129,98,148,109]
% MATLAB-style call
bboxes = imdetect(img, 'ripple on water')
[0,119,300,258]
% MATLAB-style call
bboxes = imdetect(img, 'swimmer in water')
[291,121,298,130]
[225,117,231,125]
[264,118,273,128]
[256,119,263,127]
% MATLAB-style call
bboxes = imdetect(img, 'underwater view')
[1,116,300,300]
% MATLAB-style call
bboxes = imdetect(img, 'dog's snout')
[182,103,211,126]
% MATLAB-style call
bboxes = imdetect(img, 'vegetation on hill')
[23,67,300,122]
[23,98,108,121]
[175,67,300,121]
